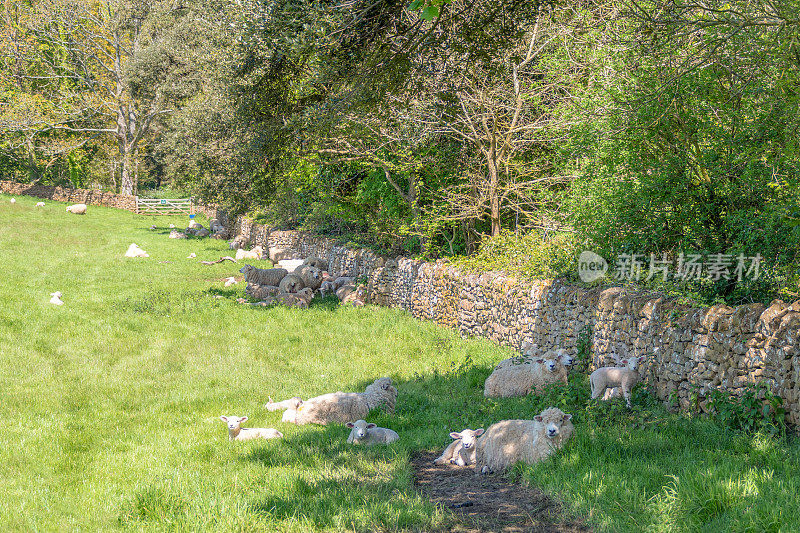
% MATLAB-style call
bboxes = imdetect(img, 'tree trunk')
[488,160,500,237]
[120,146,134,195]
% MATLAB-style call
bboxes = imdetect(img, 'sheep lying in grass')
[320,276,354,297]
[268,377,397,426]
[169,230,186,239]
[196,228,210,237]
[272,288,314,308]
[209,218,225,234]
[484,354,567,398]
[278,273,305,294]
[246,283,280,300]
[219,416,283,441]
[494,347,572,371]
[229,236,247,250]
[235,246,264,261]
[239,264,288,287]
[35,201,45,208]
[49,291,64,305]
[590,356,646,408]
[266,396,303,423]
[9,198,15,204]
[124,243,149,258]
[346,420,399,445]
[341,285,366,306]
[66,203,87,214]
[302,256,328,272]
[224,276,237,287]
[433,428,485,466]
[293,265,323,291]
[475,407,573,474]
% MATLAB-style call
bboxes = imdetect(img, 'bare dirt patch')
[412,452,591,533]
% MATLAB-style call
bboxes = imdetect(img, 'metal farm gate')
[135,197,194,215]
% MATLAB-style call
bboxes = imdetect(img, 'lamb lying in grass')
[266,396,303,423]
[66,203,87,214]
[49,291,64,305]
[433,428,485,466]
[219,416,282,441]
[235,246,264,261]
[224,276,237,287]
[124,243,149,258]
[9,198,15,204]
[475,407,573,474]
[590,356,646,408]
[346,420,399,445]
[267,377,397,426]
[341,286,366,306]
[484,354,568,398]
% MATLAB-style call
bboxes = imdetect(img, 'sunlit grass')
[1,192,799,532]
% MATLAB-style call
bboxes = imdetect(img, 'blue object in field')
[189,214,195,220]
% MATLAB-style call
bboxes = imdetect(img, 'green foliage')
[708,383,787,437]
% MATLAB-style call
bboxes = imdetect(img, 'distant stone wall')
[228,216,800,426]
[0,180,137,211]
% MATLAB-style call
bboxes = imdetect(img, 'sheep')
[169,230,187,239]
[224,276,237,287]
[278,273,305,294]
[274,290,312,309]
[229,236,247,250]
[209,218,225,234]
[342,285,366,306]
[346,420,399,445]
[269,377,397,426]
[433,428,485,466]
[219,416,283,441]
[124,243,149,258]
[301,256,328,272]
[319,280,338,297]
[187,253,197,259]
[269,246,292,262]
[235,246,264,261]
[266,396,304,423]
[590,356,646,408]
[188,219,202,229]
[336,283,355,301]
[49,291,64,305]
[293,265,323,291]
[196,228,210,238]
[246,283,280,300]
[66,203,87,214]
[475,407,573,474]
[35,202,45,208]
[239,264,288,287]
[9,198,15,204]
[484,355,568,398]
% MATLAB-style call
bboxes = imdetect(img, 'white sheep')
[341,285,366,306]
[268,377,397,426]
[35,201,45,208]
[293,265,323,291]
[124,243,149,258]
[9,198,15,204]
[278,273,305,294]
[475,407,573,474]
[235,246,264,261]
[219,416,283,441]
[590,356,646,408]
[187,253,197,259]
[49,291,64,305]
[65,203,87,214]
[229,235,247,250]
[484,355,568,398]
[266,396,304,423]
[433,428,485,466]
[346,419,399,445]
[169,223,176,228]
[169,230,186,239]
[239,264,288,287]
[223,276,237,287]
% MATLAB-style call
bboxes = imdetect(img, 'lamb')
[319,280,338,297]
[293,265,323,291]
[49,291,64,305]
[346,420,399,445]
[278,273,305,294]
[268,377,397,426]
[475,407,573,474]
[235,246,264,261]
[124,243,149,258]
[239,264,288,287]
[224,276,237,287]
[187,253,197,259]
[65,203,87,214]
[246,283,280,300]
[301,256,328,272]
[9,198,15,204]
[229,235,247,250]
[321,276,354,297]
[266,396,304,423]
[590,356,646,408]
[274,288,313,308]
[219,416,283,441]
[342,285,366,306]
[484,355,568,398]
[169,230,187,239]
[196,228,210,237]
[433,428,485,466]
[35,202,45,208]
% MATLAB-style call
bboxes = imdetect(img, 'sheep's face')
[535,411,572,439]
[623,357,645,371]
[239,265,252,275]
[450,428,484,449]
[543,358,559,372]
[556,351,575,367]
[284,279,300,293]
[355,287,366,299]
[346,420,375,439]
[220,415,246,431]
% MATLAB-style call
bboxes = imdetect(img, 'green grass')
[1,192,800,532]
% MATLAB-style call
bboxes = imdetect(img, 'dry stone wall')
[0,180,137,211]
[226,215,800,426]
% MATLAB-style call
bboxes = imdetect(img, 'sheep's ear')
[474,428,485,436]
[366,423,377,429]
[239,416,247,423]
[536,359,544,363]
[346,422,355,428]
[563,414,573,422]
[621,359,628,365]
[534,415,543,422]
[220,416,227,421]
[449,432,462,440]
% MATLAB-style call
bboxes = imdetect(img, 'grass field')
[1,192,800,532]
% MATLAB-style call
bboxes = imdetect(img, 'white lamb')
[433,428,485,466]
[66,203,87,214]
[235,246,264,261]
[484,355,568,398]
[219,416,283,441]
[224,276,237,287]
[124,243,149,258]
[590,356,646,408]
[9,198,15,204]
[346,419,399,445]
[475,407,573,474]
[35,202,45,208]
[267,377,397,426]
[266,396,304,423]
[49,291,64,305]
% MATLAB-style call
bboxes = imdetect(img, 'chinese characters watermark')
[578,252,761,283]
